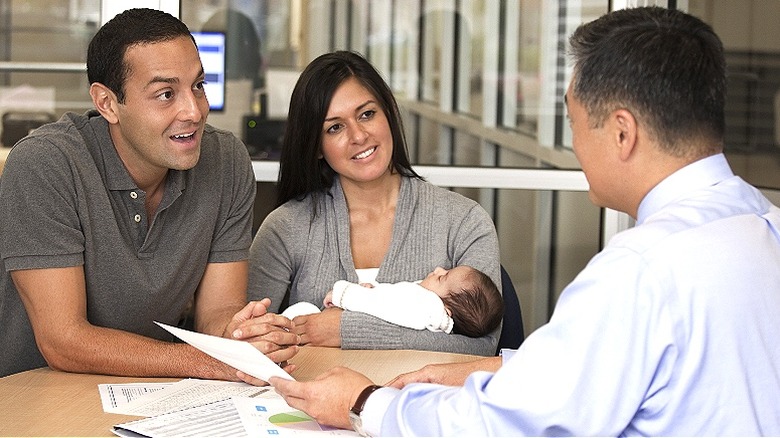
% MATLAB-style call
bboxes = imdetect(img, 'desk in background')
[0,346,480,437]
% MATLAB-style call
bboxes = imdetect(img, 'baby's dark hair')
[440,268,504,338]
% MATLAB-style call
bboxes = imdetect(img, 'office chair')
[496,265,525,354]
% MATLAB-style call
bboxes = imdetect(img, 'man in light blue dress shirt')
[268,6,780,436]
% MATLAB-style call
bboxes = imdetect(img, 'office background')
[1,0,779,338]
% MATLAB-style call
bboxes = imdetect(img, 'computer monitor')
[192,31,226,112]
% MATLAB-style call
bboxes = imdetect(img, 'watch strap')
[350,384,383,416]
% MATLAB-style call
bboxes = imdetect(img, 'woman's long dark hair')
[275,51,422,213]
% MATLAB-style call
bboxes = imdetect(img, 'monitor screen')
[192,31,226,112]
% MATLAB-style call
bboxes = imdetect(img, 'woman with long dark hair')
[248,51,501,356]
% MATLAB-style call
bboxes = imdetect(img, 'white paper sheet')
[113,398,248,438]
[99,382,174,413]
[233,395,359,436]
[155,322,294,382]
[111,385,358,437]
[111,379,269,417]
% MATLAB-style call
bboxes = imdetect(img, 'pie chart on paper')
[269,410,323,431]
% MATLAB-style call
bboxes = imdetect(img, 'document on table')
[101,378,269,417]
[113,390,358,438]
[233,394,359,436]
[155,321,294,382]
[113,398,249,438]
[99,382,174,413]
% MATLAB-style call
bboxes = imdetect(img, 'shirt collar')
[96,118,187,193]
[636,153,734,224]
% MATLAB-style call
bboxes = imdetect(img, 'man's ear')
[89,83,120,124]
[613,108,638,161]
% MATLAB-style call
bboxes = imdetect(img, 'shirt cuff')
[332,280,351,307]
[361,386,400,437]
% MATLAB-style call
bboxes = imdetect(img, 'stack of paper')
[102,323,357,437]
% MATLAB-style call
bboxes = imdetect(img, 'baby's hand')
[359,283,375,288]
[323,290,334,307]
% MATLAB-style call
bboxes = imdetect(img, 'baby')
[323,266,504,338]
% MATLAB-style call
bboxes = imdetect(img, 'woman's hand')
[386,356,502,388]
[292,307,342,347]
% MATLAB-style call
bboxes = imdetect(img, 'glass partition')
[2,0,777,334]
[688,0,780,190]
[0,0,98,133]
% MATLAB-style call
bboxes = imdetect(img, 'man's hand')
[269,367,374,430]
[229,298,300,364]
[292,307,342,347]
[387,356,502,388]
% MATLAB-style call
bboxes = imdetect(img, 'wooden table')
[0,346,480,436]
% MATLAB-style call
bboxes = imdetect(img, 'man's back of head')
[568,7,725,160]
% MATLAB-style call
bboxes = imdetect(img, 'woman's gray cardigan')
[248,175,502,356]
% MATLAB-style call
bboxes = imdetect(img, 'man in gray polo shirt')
[0,8,299,378]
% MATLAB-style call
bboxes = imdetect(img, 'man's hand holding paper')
[226,298,300,366]
[156,320,297,385]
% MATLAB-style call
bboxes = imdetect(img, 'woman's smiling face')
[320,77,394,185]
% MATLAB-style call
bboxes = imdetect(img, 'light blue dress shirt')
[363,154,780,436]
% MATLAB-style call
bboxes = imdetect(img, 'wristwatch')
[349,384,383,437]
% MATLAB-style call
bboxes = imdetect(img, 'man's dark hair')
[87,8,194,103]
[441,268,504,338]
[568,7,726,158]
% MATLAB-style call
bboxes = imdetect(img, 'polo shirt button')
[134,214,141,223]
[130,191,138,199]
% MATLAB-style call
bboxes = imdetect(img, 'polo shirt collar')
[94,115,187,193]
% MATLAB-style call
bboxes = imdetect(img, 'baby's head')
[420,266,504,337]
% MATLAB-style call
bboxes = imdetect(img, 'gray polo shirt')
[0,110,256,377]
